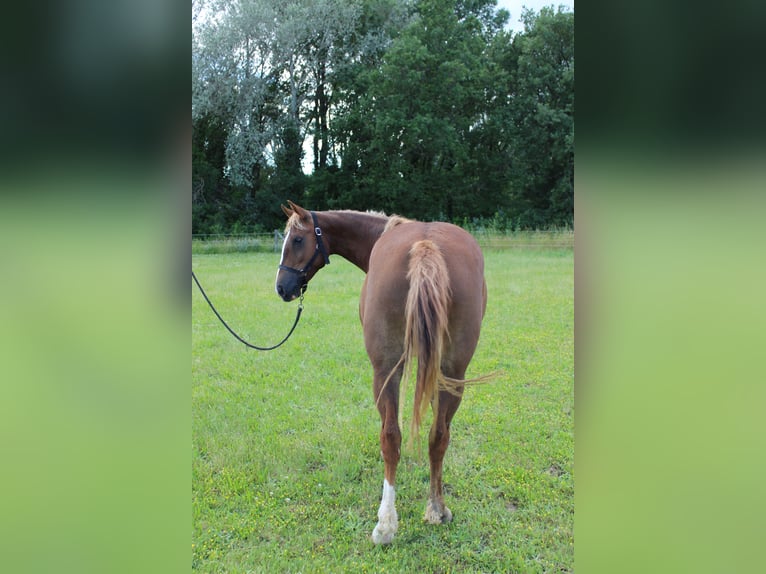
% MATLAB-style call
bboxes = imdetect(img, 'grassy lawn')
[192,244,573,573]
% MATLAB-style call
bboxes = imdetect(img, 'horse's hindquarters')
[363,220,487,545]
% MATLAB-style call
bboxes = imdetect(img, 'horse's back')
[372,220,483,270]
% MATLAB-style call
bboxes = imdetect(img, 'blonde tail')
[375,240,494,450]
[399,240,453,450]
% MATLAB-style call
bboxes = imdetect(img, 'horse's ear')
[281,203,294,218]
[287,200,310,221]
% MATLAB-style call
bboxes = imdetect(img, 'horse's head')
[275,201,330,302]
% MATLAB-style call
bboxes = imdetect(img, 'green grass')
[192,245,573,573]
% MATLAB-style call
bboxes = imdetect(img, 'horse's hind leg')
[371,367,402,544]
[424,389,463,524]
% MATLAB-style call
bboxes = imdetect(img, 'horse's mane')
[286,209,411,234]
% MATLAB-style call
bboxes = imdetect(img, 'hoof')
[424,500,453,524]
[372,520,397,545]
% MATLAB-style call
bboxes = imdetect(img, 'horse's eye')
[293,236,303,245]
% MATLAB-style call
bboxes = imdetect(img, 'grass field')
[192,242,573,573]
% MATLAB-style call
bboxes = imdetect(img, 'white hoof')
[371,513,397,544]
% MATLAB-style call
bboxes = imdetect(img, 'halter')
[278,211,330,287]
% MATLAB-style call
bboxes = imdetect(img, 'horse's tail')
[399,240,457,450]
[375,238,494,450]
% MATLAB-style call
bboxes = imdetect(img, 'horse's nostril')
[277,284,285,296]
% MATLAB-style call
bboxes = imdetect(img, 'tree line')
[192,0,573,233]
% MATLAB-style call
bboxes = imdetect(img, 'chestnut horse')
[275,201,487,544]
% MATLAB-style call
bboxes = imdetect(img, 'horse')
[275,201,487,544]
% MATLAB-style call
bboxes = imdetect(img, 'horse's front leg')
[371,369,401,545]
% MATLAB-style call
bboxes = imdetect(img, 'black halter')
[278,211,330,286]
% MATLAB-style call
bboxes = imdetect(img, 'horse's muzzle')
[276,274,306,302]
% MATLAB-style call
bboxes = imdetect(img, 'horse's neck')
[320,211,387,273]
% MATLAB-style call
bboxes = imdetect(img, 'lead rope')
[192,270,304,351]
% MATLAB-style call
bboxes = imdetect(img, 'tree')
[507,7,574,228]
[192,0,574,232]
[193,0,365,227]
[306,0,413,210]
[335,0,509,220]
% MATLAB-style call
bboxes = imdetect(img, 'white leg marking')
[275,229,290,295]
[371,479,398,544]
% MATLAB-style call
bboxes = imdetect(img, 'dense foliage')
[192,0,573,233]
